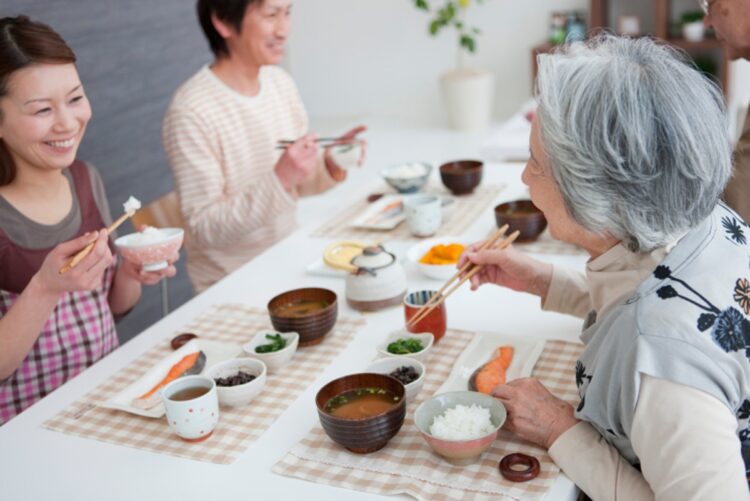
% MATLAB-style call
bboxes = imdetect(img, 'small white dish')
[376,330,434,364]
[242,330,299,373]
[407,237,468,281]
[329,141,363,171]
[205,358,267,407]
[366,356,426,402]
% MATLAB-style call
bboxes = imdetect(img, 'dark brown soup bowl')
[268,287,338,347]
[439,160,483,195]
[316,373,406,453]
[494,199,547,242]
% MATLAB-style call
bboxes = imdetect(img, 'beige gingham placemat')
[311,183,506,241]
[274,335,582,501]
[42,303,365,465]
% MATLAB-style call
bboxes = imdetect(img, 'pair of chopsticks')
[275,136,344,150]
[58,210,135,274]
[406,224,520,328]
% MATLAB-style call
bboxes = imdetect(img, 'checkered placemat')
[310,183,506,241]
[42,304,365,465]
[273,336,583,501]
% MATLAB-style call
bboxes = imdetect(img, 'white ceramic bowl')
[381,162,432,194]
[376,330,434,364]
[205,358,267,407]
[406,237,467,281]
[329,141,363,171]
[115,227,184,271]
[242,330,299,374]
[366,356,426,402]
[414,391,507,465]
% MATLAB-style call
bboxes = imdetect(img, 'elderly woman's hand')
[457,244,553,298]
[492,378,579,449]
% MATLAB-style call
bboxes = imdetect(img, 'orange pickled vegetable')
[419,243,465,265]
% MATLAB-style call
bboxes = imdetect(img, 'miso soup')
[276,300,329,317]
[324,387,400,419]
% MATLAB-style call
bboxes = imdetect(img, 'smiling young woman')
[0,16,177,424]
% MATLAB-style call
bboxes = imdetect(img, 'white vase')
[683,21,705,42]
[440,68,495,132]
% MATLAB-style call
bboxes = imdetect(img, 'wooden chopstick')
[406,225,508,328]
[58,211,134,274]
[406,229,520,328]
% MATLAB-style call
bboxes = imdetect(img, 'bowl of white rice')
[381,162,431,194]
[115,226,183,271]
[414,391,506,465]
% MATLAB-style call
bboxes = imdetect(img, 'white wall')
[729,59,750,139]
[288,0,586,126]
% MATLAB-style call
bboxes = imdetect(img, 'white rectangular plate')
[349,195,405,230]
[305,258,349,278]
[100,339,242,418]
[436,331,546,394]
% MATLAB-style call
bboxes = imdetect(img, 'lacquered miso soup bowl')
[316,373,406,454]
[268,288,338,347]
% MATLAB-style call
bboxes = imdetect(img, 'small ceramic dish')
[376,330,434,364]
[268,287,338,346]
[439,160,483,195]
[366,356,426,402]
[316,372,406,453]
[329,141,363,171]
[115,227,183,271]
[381,162,432,194]
[406,237,467,281]
[242,330,299,373]
[414,391,507,465]
[205,358,267,407]
[494,200,547,242]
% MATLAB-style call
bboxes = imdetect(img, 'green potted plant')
[681,10,706,42]
[413,0,494,131]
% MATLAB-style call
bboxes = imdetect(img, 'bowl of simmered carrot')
[407,237,466,280]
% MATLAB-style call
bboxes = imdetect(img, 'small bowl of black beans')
[205,358,267,407]
[366,356,425,402]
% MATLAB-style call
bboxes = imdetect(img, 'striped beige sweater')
[162,65,335,292]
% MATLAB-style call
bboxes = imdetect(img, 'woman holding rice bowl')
[460,35,750,498]
[0,16,177,424]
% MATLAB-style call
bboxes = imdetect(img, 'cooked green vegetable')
[387,338,424,355]
[255,333,287,353]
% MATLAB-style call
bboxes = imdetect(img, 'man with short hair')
[703,0,750,222]
[163,0,365,292]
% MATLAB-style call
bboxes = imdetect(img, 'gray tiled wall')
[5,1,213,343]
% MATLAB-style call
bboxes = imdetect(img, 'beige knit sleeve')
[540,265,590,318]
[548,375,749,501]
[162,108,296,248]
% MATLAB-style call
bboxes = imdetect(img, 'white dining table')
[0,117,589,501]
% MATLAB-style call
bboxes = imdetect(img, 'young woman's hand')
[275,132,320,189]
[119,252,178,285]
[457,243,553,298]
[34,230,113,295]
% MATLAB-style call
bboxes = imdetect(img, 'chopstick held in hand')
[407,229,520,328]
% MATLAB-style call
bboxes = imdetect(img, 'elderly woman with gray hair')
[461,35,750,499]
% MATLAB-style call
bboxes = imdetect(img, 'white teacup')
[162,375,219,442]
[403,194,442,237]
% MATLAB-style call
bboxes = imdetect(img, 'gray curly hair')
[535,35,732,252]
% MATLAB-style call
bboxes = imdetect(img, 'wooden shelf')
[530,0,729,95]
